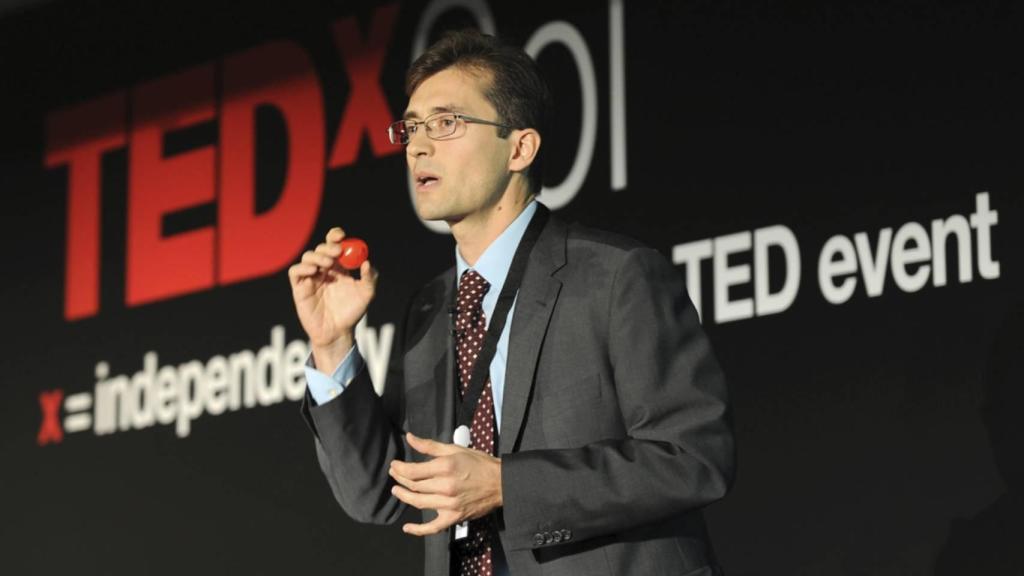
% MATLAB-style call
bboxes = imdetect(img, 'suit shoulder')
[564,221,663,265]
[553,220,680,298]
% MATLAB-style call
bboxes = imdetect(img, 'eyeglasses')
[387,112,512,145]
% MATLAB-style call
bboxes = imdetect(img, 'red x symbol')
[37,389,64,446]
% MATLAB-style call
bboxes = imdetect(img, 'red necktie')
[453,270,496,576]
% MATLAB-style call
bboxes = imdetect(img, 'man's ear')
[508,128,541,173]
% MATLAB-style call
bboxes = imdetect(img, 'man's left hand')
[389,432,503,536]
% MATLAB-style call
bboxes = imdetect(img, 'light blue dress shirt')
[304,199,540,432]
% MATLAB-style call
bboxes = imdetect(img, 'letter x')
[327,3,401,167]
[37,389,64,446]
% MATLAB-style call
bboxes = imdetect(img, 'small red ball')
[337,237,369,270]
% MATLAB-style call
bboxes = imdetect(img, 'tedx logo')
[37,389,92,446]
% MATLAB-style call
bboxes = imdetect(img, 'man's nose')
[406,128,433,157]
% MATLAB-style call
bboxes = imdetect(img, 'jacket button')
[561,529,573,542]
[533,533,545,547]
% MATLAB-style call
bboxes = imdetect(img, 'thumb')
[361,259,377,279]
[358,260,378,292]
[406,432,456,457]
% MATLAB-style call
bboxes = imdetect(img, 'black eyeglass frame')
[387,112,513,145]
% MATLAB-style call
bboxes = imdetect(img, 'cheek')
[443,141,508,197]
[469,147,510,188]
[445,152,478,192]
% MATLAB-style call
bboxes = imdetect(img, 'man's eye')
[440,117,455,127]
[407,124,418,133]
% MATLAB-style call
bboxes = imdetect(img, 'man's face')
[403,67,513,224]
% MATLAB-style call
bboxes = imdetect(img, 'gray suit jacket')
[302,208,735,576]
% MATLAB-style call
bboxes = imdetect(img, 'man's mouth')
[415,172,441,189]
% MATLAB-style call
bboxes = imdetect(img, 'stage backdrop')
[2,1,1021,574]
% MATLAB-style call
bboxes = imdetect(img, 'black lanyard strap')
[453,205,549,429]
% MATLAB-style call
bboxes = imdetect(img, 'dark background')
[1,1,1021,574]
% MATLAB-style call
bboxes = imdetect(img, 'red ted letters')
[45,5,399,320]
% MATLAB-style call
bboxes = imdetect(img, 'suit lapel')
[500,211,567,454]
[435,272,457,444]
[405,270,457,444]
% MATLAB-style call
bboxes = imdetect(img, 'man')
[290,30,734,576]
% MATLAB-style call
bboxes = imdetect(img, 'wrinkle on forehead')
[403,66,495,120]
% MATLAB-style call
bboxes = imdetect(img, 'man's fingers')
[407,432,458,457]
[392,434,462,479]
[314,241,342,258]
[391,485,456,511]
[300,249,336,271]
[288,262,315,283]
[288,262,326,292]
[390,457,449,481]
[390,468,455,496]
[402,515,453,537]
[290,261,322,277]
[389,468,423,491]
[326,227,346,243]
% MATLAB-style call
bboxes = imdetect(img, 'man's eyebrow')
[402,105,466,120]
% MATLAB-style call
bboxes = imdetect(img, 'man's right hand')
[288,227,378,371]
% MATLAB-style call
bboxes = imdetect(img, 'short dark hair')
[406,29,552,195]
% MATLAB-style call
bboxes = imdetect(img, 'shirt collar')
[456,200,538,297]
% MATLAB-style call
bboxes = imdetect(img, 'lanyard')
[452,205,549,429]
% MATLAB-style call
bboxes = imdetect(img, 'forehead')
[404,67,495,119]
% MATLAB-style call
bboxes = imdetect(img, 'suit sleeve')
[299,304,419,525]
[500,246,736,550]
[301,366,407,524]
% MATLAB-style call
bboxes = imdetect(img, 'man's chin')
[413,205,457,224]
[414,210,447,222]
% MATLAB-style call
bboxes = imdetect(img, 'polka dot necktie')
[453,269,496,576]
